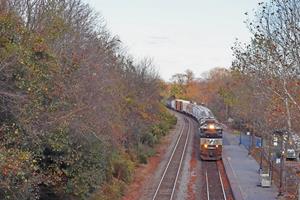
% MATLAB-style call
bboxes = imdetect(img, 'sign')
[276,158,281,164]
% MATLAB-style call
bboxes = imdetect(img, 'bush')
[140,132,157,147]
[91,179,126,200]
[111,153,134,183]
[136,143,156,164]
[136,107,177,164]
[138,153,148,164]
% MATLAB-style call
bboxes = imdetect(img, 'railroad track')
[151,117,191,200]
[203,161,233,200]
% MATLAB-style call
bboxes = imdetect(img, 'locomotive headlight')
[208,124,215,130]
[204,144,208,148]
[216,145,219,148]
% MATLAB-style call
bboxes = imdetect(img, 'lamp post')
[247,131,251,156]
[259,137,264,173]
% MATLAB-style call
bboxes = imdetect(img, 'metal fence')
[239,132,262,149]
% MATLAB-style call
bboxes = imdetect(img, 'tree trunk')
[283,79,292,132]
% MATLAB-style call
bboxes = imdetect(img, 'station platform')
[222,131,278,200]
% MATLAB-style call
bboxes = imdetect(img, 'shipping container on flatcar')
[182,100,190,113]
[170,100,176,109]
[175,99,189,112]
[166,96,176,109]
[192,105,209,121]
[186,103,194,116]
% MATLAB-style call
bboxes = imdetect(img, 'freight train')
[167,98,223,160]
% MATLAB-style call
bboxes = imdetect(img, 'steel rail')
[205,162,228,200]
[206,171,210,200]
[151,117,189,200]
[218,170,227,200]
[170,118,191,199]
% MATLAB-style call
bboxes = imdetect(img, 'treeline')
[169,0,300,136]
[0,0,176,199]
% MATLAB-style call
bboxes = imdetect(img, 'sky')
[86,0,262,81]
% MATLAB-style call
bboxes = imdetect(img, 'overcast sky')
[86,0,262,81]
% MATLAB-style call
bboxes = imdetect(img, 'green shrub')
[91,179,126,200]
[138,153,148,164]
[140,132,157,147]
[111,153,134,183]
[135,106,177,165]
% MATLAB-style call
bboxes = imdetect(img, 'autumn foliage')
[0,0,176,199]
[168,0,300,140]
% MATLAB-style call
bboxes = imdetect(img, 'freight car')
[167,98,223,160]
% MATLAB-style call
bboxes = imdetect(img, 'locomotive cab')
[199,119,223,160]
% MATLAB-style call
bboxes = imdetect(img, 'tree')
[232,0,300,133]
[0,1,172,199]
